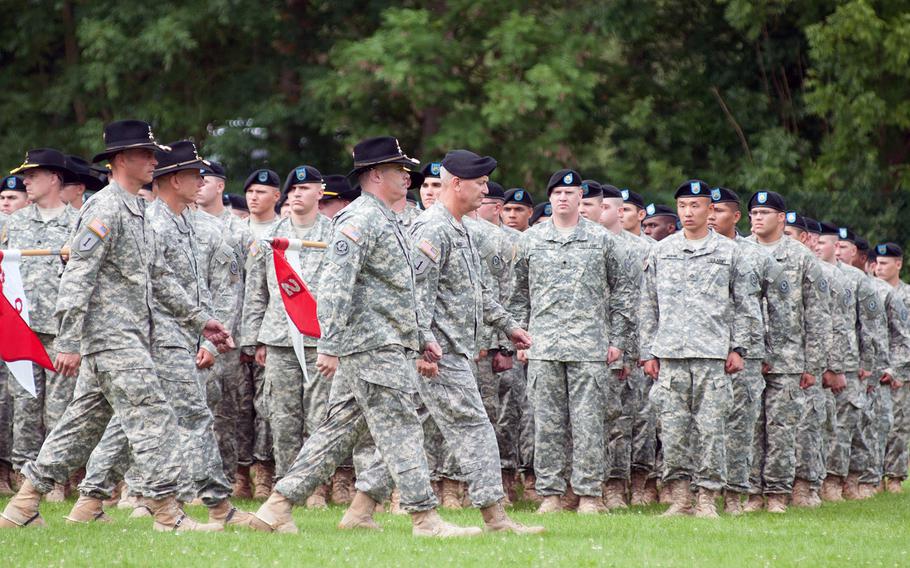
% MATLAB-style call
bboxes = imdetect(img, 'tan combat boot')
[330,468,355,505]
[886,477,904,493]
[208,499,255,529]
[629,471,647,506]
[842,473,862,500]
[807,489,822,508]
[0,462,14,496]
[742,494,764,512]
[603,479,628,510]
[130,503,153,518]
[118,490,141,510]
[411,508,482,538]
[576,495,608,515]
[145,496,223,532]
[660,480,693,517]
[388,488,405,515]
[305,483,329,509]
[233,465,253,499]
[821,475,844,502]
[431,479,443,501]
[536,495,563,514]
[338,491,382,531]
[561,484,580,511]
[64,495,112,524]
[658,482,673,504]
[103,481,124,508]
[0,479,45,528]
[482,500,546,533]
[642,477,659,505]
[501,469,516,506]
[791,478,812,508]
[440,477,463,509]
[523,473,542,503]
[766,493,788,513]
[723,492,743,516]
[251,461,275,500]
[248,491,299,533]
[858,483,876,499]
[693,489,719,519]
[45,483,66,503]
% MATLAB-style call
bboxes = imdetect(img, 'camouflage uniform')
[643,231,760,491]
[884,281,910,480]
[21,182,200,498]
[273,192,437,512]
[241,215,332,478]
[746,235,829,495]
[0,366,11,474]
[510,218,638,497]
[80,200,231,505]
[1,205,79,471]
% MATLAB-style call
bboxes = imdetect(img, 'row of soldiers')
[0,120,907,536]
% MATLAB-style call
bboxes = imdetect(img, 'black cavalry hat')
[10,148,78,184]
[201,161,227,180]
[153,141,210,179]
[65,155,106,191]
[347,136,422,190]
[321,174,361,201]
[92,119,169,163]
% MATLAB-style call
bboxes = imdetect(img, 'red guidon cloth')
[0,251,55,371]
[270,238,321,338]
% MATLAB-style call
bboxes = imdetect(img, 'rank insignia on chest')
[418,239,440,263]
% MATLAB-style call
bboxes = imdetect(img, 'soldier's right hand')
[423,342,443,363]
[643,359,660,380]
[54,352,81,377]
[880,372,892,385]
[416,359,439,379]
[255,345,267,366]
[316,354,339,379]
[799,372,816,389]
[516,350,528,363]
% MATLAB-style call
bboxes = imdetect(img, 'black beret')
[546,169,582,193]
[420,161,442,179]
[803,217,822,234]
[201,161,227,180]
[1,175,26,192]
[620,188,644,209]
[837,226,856,243]
[441,149,497,179]
[674,179,711,199]
[530,202,552,225]
[221,193,230,206]
[785,211,807,231]
[644,203,677,219]
[581,179,603,198]
[819,221,839,236]
[748,190,786,212]
[486,181,505,200]
[710,186,740,204]
[406,190,417,203]
[602,184,623,199]
[856,237,870,252]
[228,193,248,212]
[504,188,534,208]
[244,169,280,191]
[282,165,323,194]
[875,243,903,258]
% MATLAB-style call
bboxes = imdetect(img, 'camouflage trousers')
[23,348,181,498]
[751,373,803,494]
[629,367,658,477]
[274,346,437,513]
[826,374,866,478]
[603,369,629,482]
[884,380,910,479]
[494,365,523,471]
[208,348,244,482]
[9,333,76,470]
[851,384,892,484]
[360,354,505,507]
[474,353,511,473]
[0,366,12,468]
[236,361,272,466]
[80,347,232,506]
[724,359,764,493]
[650,358,732,492]
[794,382,826,486]
[529,359,607,497]
[497,363,534,473]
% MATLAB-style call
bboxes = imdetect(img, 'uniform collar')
[109,180,146,217]
[431,201,467,235]
[540,217,589,243]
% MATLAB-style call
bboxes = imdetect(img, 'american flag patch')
[418,239,440,263]
[87,218,109,239]
[340,225,362,243]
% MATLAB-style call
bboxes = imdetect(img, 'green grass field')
[2,491,909,567]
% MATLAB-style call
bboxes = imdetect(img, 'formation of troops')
[0,119,908,537]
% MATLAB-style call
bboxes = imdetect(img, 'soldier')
[0,175,29,215]
[619,189,648,239]
[249,136,483,537]
[0,367,10,496]
[878,244,910,493]
[0,121,232,531]
[242,165,333,507]
[579,179,603,222]
[641,180,759,519]
[318,174,361,219]
[745,191,830,513]
[418,161,443,209]
[228,194,249,219]
[641,204,678,241]
[61,155,105,210]
[529,202,552,226]
[502,188,534,232]
[510,168,638,514]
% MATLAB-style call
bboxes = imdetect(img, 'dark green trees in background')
[2,0,909,245]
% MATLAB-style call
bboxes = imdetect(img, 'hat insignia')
[563,173,573,185]
[711,188,721,201]
[515,190,524,201]
[839,228,848,239]
[786,212,796,223]
[877,245,887,255]
[581,182,589,196]
[296,167,307,181]
[646,204,655,215]
[6,177,15,189]
[690,181,700,194]
[757,191,768,204]
[621,189,629,200]
[257,171,268,183]
[431,162,441,176]
[544,204,552,215]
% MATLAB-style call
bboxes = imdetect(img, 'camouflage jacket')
[195,210,242,355]
[839,262,886,372]
[886,281,910,373]
[411,204,518,359]
[509,217,639,362]
[242,214,332,348]
[867,275,894,373]
[0,204,78,335]
[465,216,515,352]
[732,235,787,363]
[316,192,421,368]
[818,260,850,373]
[641,230,760,361]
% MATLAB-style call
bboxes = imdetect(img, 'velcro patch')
[76,231,101,254]
[340,225,362,243]
[418,239,440,263]
[88,218,109,239]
